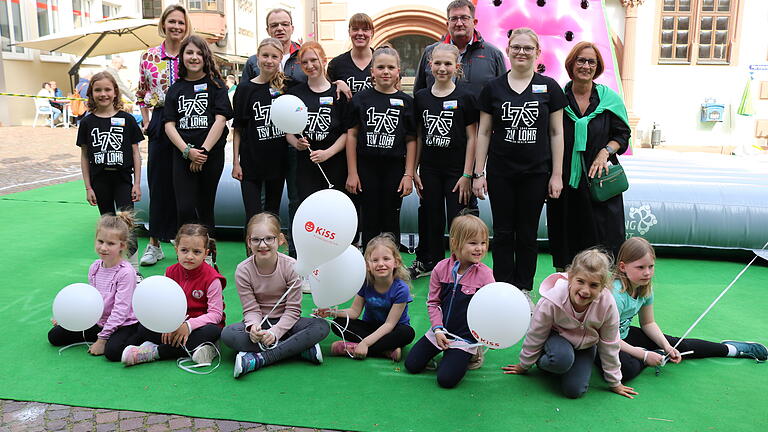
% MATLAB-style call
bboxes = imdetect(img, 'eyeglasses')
[249,236,277,246]
[268,21,292,29]
[448,15,473,23]
[508,45,536,54]
[575,57,598,67]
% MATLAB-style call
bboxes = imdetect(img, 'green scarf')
[564,83,630,188]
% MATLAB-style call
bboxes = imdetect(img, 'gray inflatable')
[135,150,768,251]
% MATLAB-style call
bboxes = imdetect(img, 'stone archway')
[370,6,446,48]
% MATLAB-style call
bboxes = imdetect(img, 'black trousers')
[240,177,285,226]
[172,147,225,235]
[487,173,549,291]
[599,326,728,383]
[135,323,222,360]
[286,146,299,257]
[91,170,133,216]
[146,108,177,241]
[330,318,415,355]
[404,336,474,389]
[414,165,473,268]
[48,323,141,362]
[358,156,405,250]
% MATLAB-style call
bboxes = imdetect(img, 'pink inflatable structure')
[475,0,621,92]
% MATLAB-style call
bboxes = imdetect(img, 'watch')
[604,145,616,156]
[472,172,485,179]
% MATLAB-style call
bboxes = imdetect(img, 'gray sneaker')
[522,290,535,316]
[191,344,218,366]
[140,244,164,266]
[407,260,431,280]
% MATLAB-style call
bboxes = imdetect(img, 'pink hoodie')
[518,272,623,386]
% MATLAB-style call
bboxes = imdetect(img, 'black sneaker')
[407,260,431,280]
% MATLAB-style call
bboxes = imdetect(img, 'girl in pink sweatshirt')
[503,248,638,399]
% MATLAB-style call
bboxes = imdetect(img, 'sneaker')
[425,358,439,371]
[383,347,402,362]
[330,341,358,356]
[135,271,144,284]
[407,260,431,280]
[234,351,263,378]
[722,340,768,362]
[204,255,214,267]
[300,343,323,364]
[301,278,312,294]
[191,344,217,366]
[140,244,164,266]
[468,349,485,370]
[522,290,535,316]
[121,341,158,366]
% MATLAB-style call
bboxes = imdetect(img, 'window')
[37,0,61,55]
[658,0,739,64]
[1,0,25,53]
[102,3,119,19]
[385,35,435,78]
[142,0,162,19]
[72,0,92,28]
[188,0,203,11]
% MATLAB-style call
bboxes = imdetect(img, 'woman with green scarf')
[547,42,631,270]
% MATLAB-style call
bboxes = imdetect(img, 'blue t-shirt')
[611,279,654,339]
[357,279,413,326]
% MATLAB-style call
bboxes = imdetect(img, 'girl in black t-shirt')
[327,13,374,97]
[78,71,144,216]
[231,38,291,223]
[287,41,349,202]
[411,43,479,275]
[346,47,417,250]
[164,35,233,235]
[473,28,567,296]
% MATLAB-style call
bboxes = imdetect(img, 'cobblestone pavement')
[0,127,336,431]
[0,399,338,432]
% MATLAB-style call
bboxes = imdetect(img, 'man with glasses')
[413,0,506,95]
[241,8,306,83]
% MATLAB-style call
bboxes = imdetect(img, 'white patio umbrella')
[16,16,219,90]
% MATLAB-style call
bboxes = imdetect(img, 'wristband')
[462,173,472,179]
[182,143,192,160]
[432,325,446,333]
[403,173,413,178]
[643,350,650,364]
[604,145,616,155]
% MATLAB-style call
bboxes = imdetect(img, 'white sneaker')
[523,290,535,316]
[204,255,214,267]
[301,278,311,294]
[140,244,164,266]
[191,344,218,366]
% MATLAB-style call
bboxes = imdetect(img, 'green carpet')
[1,181,766,431]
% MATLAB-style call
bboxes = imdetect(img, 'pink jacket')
[519,273,623,386]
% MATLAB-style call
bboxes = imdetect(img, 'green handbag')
[582,155,629,202]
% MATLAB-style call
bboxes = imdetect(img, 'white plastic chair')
[33,104,55,128]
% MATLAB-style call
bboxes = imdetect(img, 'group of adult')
[134,1,630,298]
[35,80,67,125]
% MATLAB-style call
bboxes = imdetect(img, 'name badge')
[194,83,208,93]
[532,84,547,94]
[319,96,334,106]
[390,98,404,107]
[111,117,125,126]
[269,87,283,97]
[443,100,458,110]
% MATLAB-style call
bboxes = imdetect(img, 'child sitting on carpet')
[121,224,225,367]
[221,212,329,378]
[404,214,495,388]
[606,237,767,382]
[48,212,140,362]
[503,249,638,399]
[316,234,415,361]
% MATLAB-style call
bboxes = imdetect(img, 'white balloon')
[467,282,531,349]
[270,94,309,134]
[132,276,187,333]
[309,245,366,308]
[292,189,357,276]
[52,283,104,332]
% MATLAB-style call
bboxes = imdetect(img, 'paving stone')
[96,423,117,432]
[217,420,243,432]
[265,425,292,431]
[46,419,68,430]
[193,418,216,428]
[73,422,95,432]
[46,408,71,420]
[72,409,95,421]
[195,428,217,432]
[169,416,192,429]
[147,425,171,432]
[120,417,145,430]
[120,410,146,419]
[95,411,118,423]
[243,428,268,432]
[147,414,169,424]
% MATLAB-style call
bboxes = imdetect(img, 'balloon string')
[177,342,221,375]
[254,277,303,351]
[665,239,768,363]
[58,331,92,355]
[311,311,366,359]
[306,144,334,189]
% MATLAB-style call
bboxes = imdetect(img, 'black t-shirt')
[479,72,567,176]
[232,80,290,180]
[414,85,479,170]
[349,88,416,159]
[288,82,348,162]
[163,77,233,152]
[327,50,373,96]
[76,111,144,177]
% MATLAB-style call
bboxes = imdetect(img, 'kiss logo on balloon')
[304,220,337,241]
[471,330,501,348]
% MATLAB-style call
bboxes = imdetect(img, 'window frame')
[1,0,27,55]
[655,0,742,65]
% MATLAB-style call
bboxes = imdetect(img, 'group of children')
[49,209,767,398]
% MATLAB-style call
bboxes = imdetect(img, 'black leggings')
[358,156,404,250]
[135,323,222,360]
[146,108,177,241]
[404,336,474,389]
[487,172,549,291]
[172,147,225,234]
[91,170,133,216]
[330,318,415,356]
[602,326,728,383]
[48,323,141,362]
[240,177,285,225]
